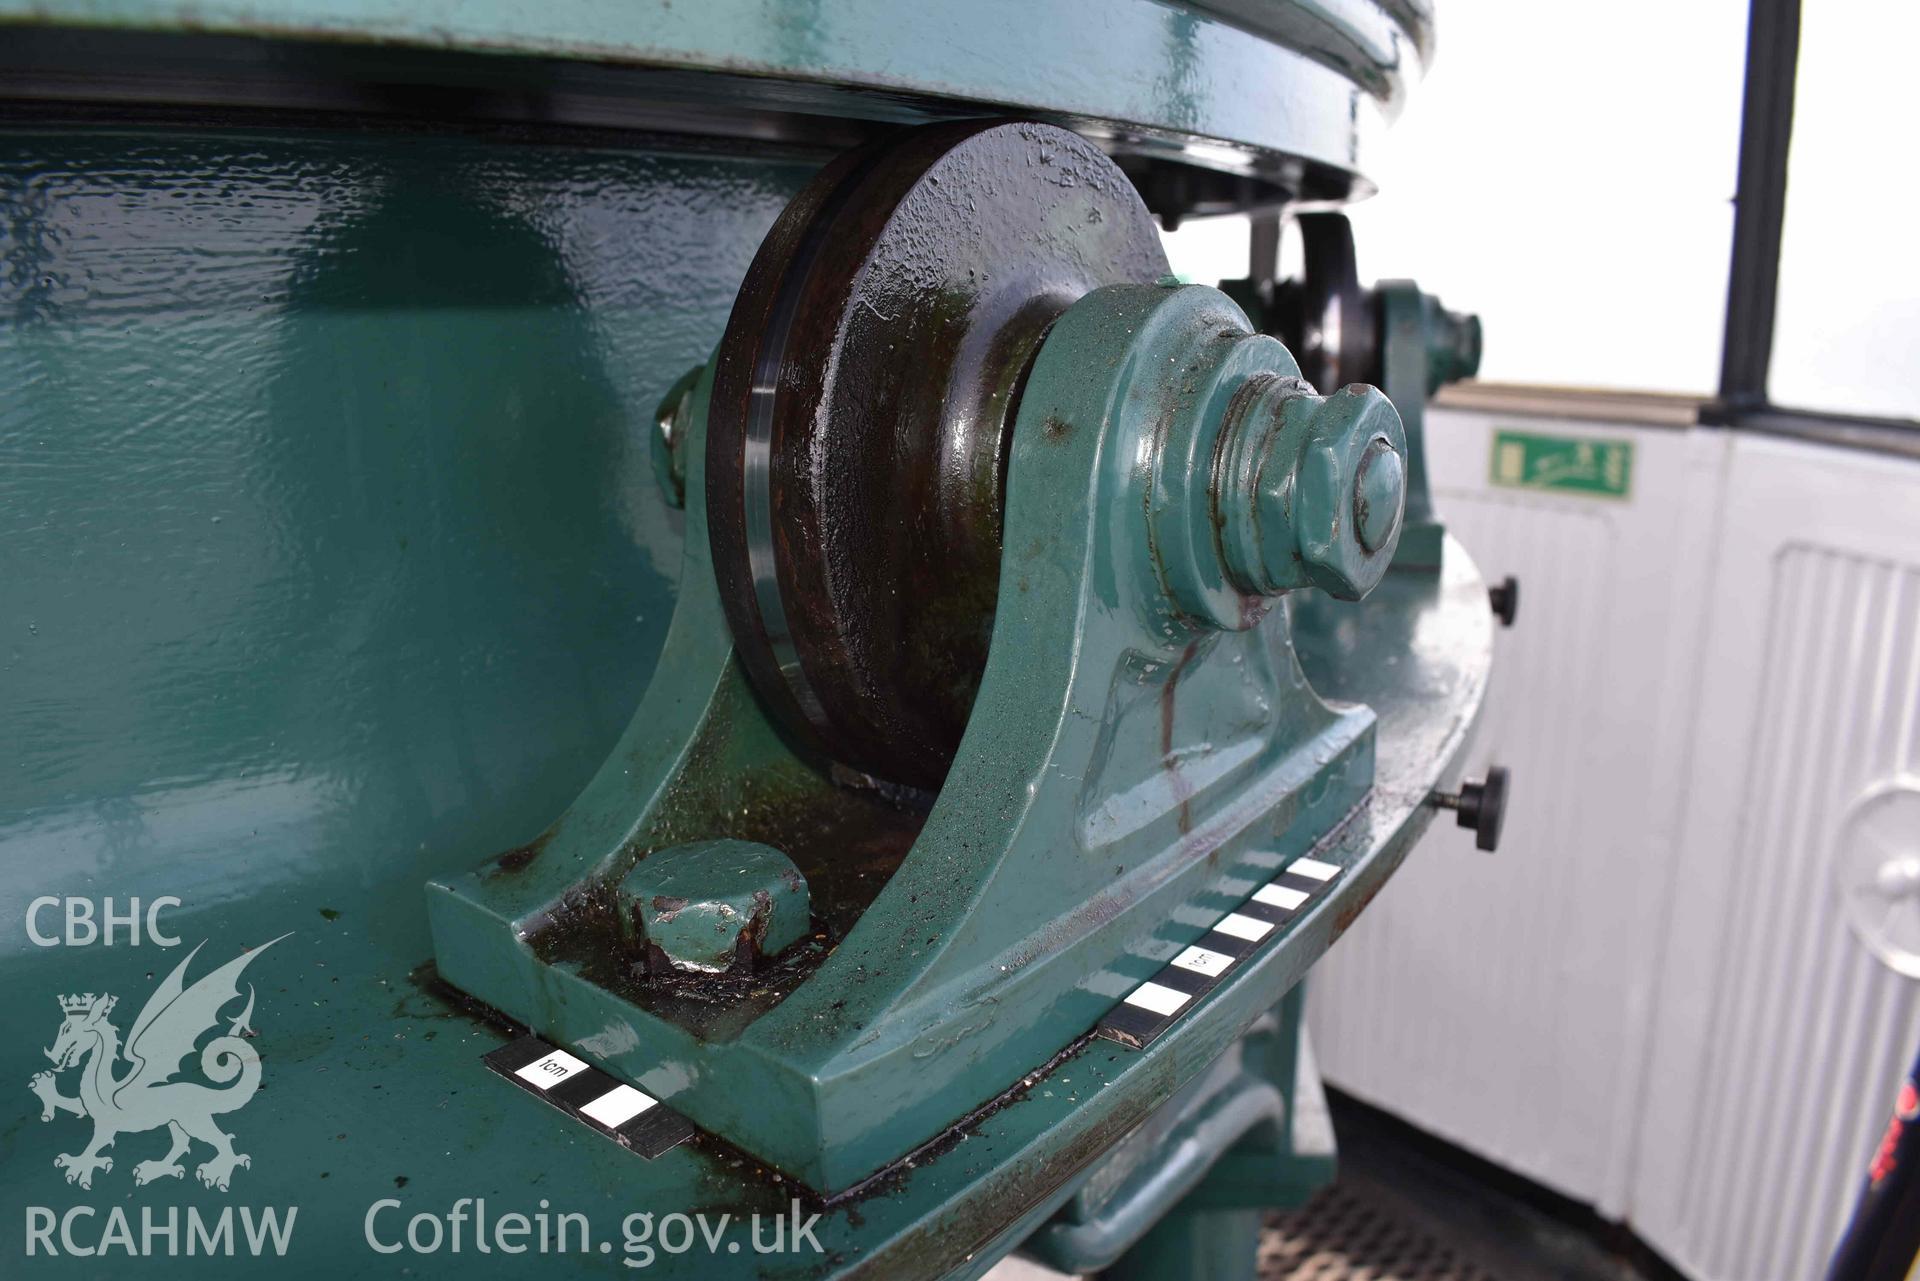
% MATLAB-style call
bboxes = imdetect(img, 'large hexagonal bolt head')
[1217,381,1408,603]
[615,839,810,975]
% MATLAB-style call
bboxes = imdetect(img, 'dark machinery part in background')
[1224,210,1484,569]
[0,4,1511,1278]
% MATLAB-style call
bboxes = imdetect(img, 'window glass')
[1768,0,1920,420]
[1161,214,1253,290]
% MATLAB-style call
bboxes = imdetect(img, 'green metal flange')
[1377,280,1481,569]
[428,281,1389,1192]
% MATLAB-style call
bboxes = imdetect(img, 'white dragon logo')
[27,936,285,1191]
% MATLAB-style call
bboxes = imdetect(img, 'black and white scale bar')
[483,1035,695,1159]
[1097,854,1345,1049]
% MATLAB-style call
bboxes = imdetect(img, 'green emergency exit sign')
[1489,429,1633,498]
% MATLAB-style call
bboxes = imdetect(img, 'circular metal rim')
[707,130,886,765]
[0,0,1426,206]
[705,120,1170,786]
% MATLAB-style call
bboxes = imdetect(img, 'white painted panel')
[1627,436,1920,1281]
[1310,415,1920,1281]
[1309,407,1706,1210]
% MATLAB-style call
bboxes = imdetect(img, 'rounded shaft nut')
[1217,380,1407,604]
[1061,283,1409,631]
[1288,384,1407,598]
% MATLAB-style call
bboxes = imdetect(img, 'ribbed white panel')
[1309,419,1920,1281]
[1309,409,1703,1207]
[1308,490,1614,1190]
[1629,436,1920,1281]
[1683,549,1920,1278]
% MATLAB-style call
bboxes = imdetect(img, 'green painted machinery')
[0,4,1496,1278]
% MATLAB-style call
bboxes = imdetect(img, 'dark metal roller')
[1271,211,1378,392]
[706,121,1169,787]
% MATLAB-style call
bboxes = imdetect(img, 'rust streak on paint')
[1161,639,1201,833]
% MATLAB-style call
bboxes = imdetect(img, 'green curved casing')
[0,5,1495,1275]
[0,0,1429,203]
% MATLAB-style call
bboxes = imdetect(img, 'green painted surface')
[1,527,1489,1281]
[0,123,827,1275]
[1374,279,1482,568]
[1099,1208,1263,1281]
[1489,429,1635,498]
[0,106,1490,1281]
[1,126,813,893]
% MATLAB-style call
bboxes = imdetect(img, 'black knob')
[1431,766,1510,851]
[1488,576,1519,628]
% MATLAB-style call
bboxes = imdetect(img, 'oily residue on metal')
[490,828,553,876]
[837,1047,1163,1281]
[822,1030,1100,1210]
[1333,871,1387,939]
[595,1031,1111,1240]
[523,756,923,1043]
[401,960,529,1039]
[641,890,769,979]
[1306,796,1382,939]
[526,884,786,1045]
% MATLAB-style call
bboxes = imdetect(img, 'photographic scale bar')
[1096,855,1344,1049]
[483,1034,696,1159]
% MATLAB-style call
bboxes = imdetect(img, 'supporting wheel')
[705,121,1170,787]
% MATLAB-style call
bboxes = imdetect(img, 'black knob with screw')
[1431,766,1510,852]
[1488,576,1519,628]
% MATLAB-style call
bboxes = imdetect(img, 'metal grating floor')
[1262,1184,1500,1281]
[991,1093,1673,1281]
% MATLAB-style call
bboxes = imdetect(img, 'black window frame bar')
[1705,0,1920,458]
